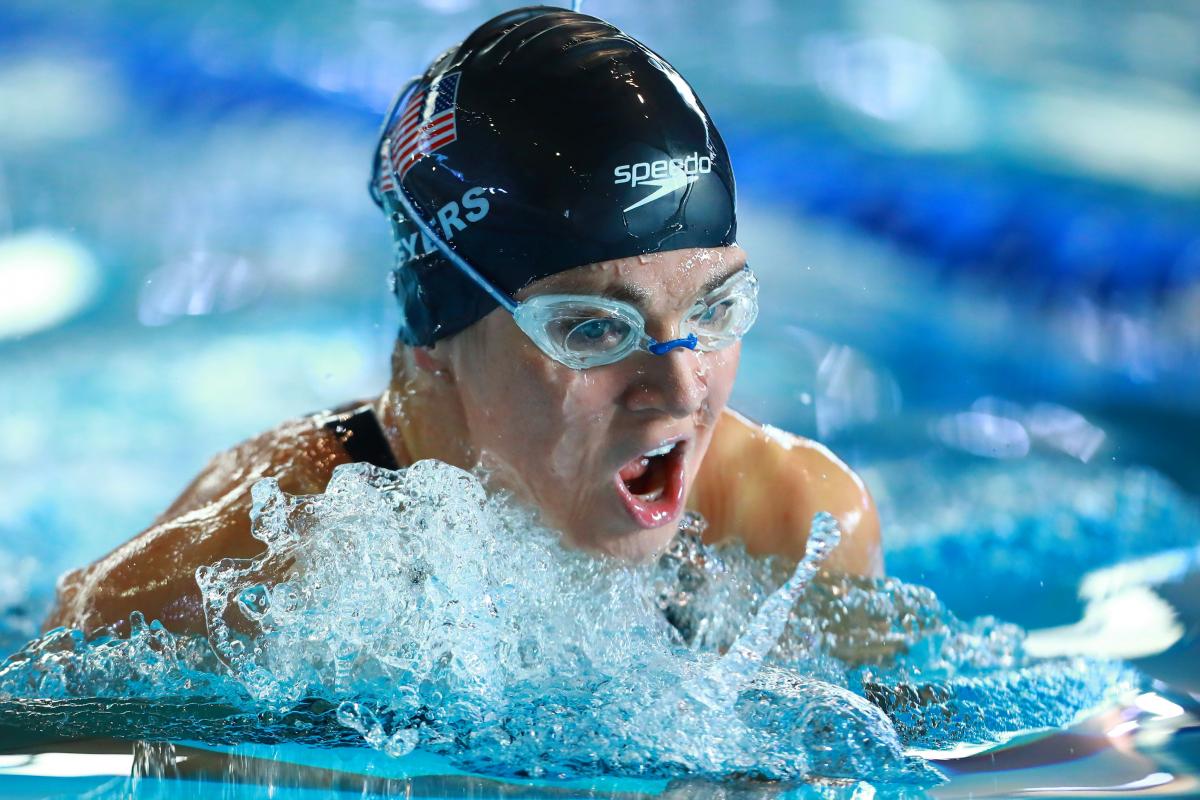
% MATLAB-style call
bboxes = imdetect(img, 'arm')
[43,416,352,637]
[690,408,883,577]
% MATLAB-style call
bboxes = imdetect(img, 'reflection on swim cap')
[369,6,737,346]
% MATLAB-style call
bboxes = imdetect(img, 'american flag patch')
[378,72,462,192]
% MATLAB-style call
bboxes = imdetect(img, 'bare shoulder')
[152,402,363,523]
[45,402,363,635]
[692,409,884,577]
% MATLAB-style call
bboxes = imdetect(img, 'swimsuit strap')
[316,402,400,471]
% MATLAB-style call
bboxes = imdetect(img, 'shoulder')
[153,401,363,523]
[693,409,883,577]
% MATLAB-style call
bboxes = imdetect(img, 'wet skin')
[45,246,882,637]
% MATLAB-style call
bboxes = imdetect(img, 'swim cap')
[370,6,737,346]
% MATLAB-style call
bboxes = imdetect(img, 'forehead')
[517,246,746,305]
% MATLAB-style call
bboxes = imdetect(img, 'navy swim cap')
[370,6,738,346]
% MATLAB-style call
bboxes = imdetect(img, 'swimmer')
[45,6,881,637]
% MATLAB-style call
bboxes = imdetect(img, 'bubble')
[236,585,271,621]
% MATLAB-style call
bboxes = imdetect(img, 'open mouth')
[613,440,688,529]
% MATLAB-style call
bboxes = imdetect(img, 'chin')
[584,522,678,563]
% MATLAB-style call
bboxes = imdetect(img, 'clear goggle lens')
[682,267,759,348]
[512,268,758,370]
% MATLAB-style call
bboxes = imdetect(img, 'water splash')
[0,611,225,700]
[679,512,841,710]
[0,460,1139,786]
[187,460,927,781]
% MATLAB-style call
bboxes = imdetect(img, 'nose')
[621,347,708,418]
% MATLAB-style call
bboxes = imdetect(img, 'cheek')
[547,363,629,478]
[457,332,623,472]
[467,344,562,446]
[701,343,741,408]
[687,345,740,469]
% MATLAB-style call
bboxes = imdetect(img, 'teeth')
[642,442,676,458]
[636,486,665,502]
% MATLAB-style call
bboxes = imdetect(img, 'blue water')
[2,289,1197,795]
[4,453,1196,795]
[2,2,1198,792]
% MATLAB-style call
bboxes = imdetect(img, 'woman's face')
[437,245,745,561]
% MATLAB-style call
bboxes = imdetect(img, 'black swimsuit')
[318,403,400,470]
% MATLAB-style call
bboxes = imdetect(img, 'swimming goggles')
[374,80,758,370]
[508,267,758,369]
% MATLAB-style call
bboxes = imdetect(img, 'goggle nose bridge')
[647,334,699,356]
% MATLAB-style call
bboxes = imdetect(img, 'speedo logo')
[613,153,712,213]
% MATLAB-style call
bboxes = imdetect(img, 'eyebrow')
[698,262,747,296]
[599,283,652,305]
[543,258,748,306]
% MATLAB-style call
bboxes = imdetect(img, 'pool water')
[3,0,1199,792]
[1,452,1198,798]
[2,223,1197,795]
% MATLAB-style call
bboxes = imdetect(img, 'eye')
[576,319,615,340]
[698,300,732,327]
[690,298,738,334]
[564,317,633,353]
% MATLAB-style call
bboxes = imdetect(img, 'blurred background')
[1,0,1199,646]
